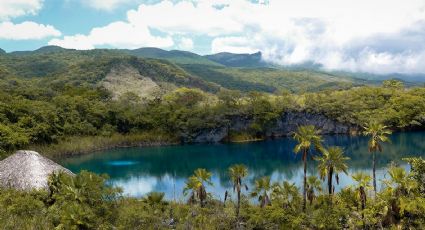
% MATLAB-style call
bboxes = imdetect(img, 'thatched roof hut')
[0,150,73,190]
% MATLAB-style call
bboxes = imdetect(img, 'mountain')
[181,64,369,93]
[33,45,73,54]
[0,46,381,96]
[123,47,221,66]
[0,48,219,98]
[9,45,73,56]
[0,48,5,54]
[204,51,270,67]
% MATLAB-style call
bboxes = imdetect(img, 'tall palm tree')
[306,176,322,205]
[293,125,324,210]
[251,176,272,208]
[183,168,213,207]
[363,122,392,194]
[228,164,248,217]
[316,146,349,196]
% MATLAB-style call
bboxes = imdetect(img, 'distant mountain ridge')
[0,46,421,82]
[121,47,222,66]
[204,51,270,68]
[1,45,421,93]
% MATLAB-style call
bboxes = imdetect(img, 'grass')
[227,132,265,143]
[30,131,180,158]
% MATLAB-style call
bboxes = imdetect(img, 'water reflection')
[60,131,425,199]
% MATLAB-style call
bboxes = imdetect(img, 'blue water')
[60,131,425,201]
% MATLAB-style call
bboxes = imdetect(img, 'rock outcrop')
[185,111,358,143]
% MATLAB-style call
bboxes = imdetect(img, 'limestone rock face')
[0,150,73,190]
[182,111,358,143]
[268,112,355,137]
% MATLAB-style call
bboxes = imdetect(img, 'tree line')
[1,77,424,157]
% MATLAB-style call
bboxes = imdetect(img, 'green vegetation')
[30,132,178,158]
[228,164,249,217]
[1,73,425,158]
[293,125,324,210]
[316,146,349,196]
[363,122,392,194]
[204,51,267,67]
[2,153,424,229]
[124,47,222,66]
[0,48,424,160]
[1,47,424,228]
[182,64,365,93]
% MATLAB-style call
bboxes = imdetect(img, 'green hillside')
[182,64,369,93]
[204,51,269,67]
[0,46,382,96]
[0,49,219,94]
[122,47,222,66]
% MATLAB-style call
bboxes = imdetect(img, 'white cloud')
[49,21,173,49]
[0,0,43,20]
[83,0,139,11]
[211,36,258,54]
[52,0,425,74]
[126,1,245,36]
[0,21,61,40]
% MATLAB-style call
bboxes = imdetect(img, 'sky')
[1,0,425,75]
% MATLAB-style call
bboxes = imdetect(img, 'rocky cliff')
[185,111,358,143]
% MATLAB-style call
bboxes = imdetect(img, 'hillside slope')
[204,52,269,68]
[181,64,369,93]
[0,49,220,97]
[0,46,376,95]
[123,47,221,66]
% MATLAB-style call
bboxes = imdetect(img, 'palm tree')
[363,121,392,194]
[293,125,324,210]
[381,165,419,224]
[306,176,322,205]
[352,172,372,212]
[183,168,213,207]
[272,181,300,210]
[316,146,349,196]
[251,176,272,208]
[228,164,248,217]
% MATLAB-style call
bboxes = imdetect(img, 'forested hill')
[0,46,376,95]
[204,51,269,67]
[122,47,221,66]
[0,48,219,95]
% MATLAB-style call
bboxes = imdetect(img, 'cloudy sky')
[1,0,425,74]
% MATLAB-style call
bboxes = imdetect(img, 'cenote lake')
[60,131,425,201]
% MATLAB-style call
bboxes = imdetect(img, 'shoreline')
[29,132,180,159]
[25,129,424,160]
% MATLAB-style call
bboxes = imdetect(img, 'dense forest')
[1,68,424,157]
[1,47,425,229]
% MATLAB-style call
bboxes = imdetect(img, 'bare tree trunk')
[303,149,307,211]
[373,152,377,195]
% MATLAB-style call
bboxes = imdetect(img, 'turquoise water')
[60,131,425,200]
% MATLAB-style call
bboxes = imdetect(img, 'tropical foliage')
[1,157,425,229]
